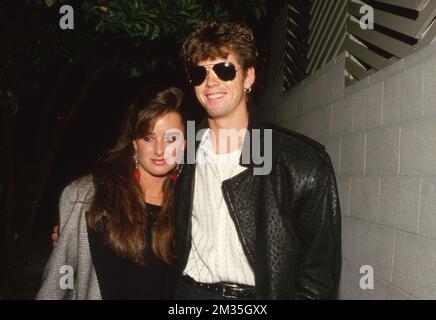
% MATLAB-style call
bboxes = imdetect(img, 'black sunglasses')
[187,61,238,86]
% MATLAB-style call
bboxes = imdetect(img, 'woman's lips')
[152,159,166,165]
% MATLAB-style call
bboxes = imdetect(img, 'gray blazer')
[36,175,102,300]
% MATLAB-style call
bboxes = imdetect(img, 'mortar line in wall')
[420,67,424,117]
[338,136,342,175]
[398,127,401,176]
[390,286,418,300]
[346,215,388,229]
[329,103,333,137]
[381,81,385,126]
[351,94,355,132]
[346,214,418,238]
[390,230,396,283]
[417,178,422,236]
[342,173,350,217]
[363,132,367,175]
[376,177,381,224]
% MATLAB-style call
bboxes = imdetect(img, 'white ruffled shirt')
[183,129,255,285]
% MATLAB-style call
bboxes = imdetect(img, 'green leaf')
[143,23,150,37]
[158,0,167,10]
[254,7,261,19]
[129,66,142,78]
[150,24,160,40]
[45,0,57,7]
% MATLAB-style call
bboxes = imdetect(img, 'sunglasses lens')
[188,62,237,86]
[188,66,207,86]
[213,62,236,81]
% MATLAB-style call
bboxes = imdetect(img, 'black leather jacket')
[174,114,342,299]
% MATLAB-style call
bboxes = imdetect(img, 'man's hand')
[51,225,59,247]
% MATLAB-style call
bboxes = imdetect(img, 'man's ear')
[245,67,256,89]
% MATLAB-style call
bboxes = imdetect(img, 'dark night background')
[0,0,281,299]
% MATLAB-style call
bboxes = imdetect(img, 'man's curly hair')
[181,21,258,70]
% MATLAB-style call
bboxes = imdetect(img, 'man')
[173,21,341,300]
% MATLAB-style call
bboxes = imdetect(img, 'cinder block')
[400,65,423,122]
[296,106,330,142]
[282,119,297,131]
[331,95,353,137]
[369,59,404,84]
[392,231,436,299]
[351,83,384,132]
[382,72,402,126]
[357,280,389,300]
[366,126,400,176]
[383,65,423,126]
[260,77,284,122]
[404,40,436,69]
[361,223,395,283]
[379,176,420,233]
[342,217,362,268]
[294,113,312,138]
[318,105,332,141]
[419,178,436,240]
[310,73,328,112]
[325,59,345,105]
[340,258,390,300]
[352,89,367,132]
[385,284,416,300]
[350,176,380,223]
[325,137,341,174]
[339,259,354,299]
[298,82,313,116]
[342,217,394,283]
[400,118,436,176]
[366,82,384,130]
[274,91,298,125]
[340,132,366,175]
[422,56,436,118]
[293,117,306,136]
[337,175,351,216]
[345,75,370,96]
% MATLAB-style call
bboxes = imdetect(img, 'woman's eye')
[165,134,177,142]
[143,135,152,142]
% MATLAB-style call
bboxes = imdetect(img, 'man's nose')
[205,68,219,86]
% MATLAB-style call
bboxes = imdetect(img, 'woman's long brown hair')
[87,86,184,266]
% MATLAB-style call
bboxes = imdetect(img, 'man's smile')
[205,92,227,100]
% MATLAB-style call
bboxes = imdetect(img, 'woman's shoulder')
[64,174,94,193]
[57,175,95,231]
[61,174,95,204]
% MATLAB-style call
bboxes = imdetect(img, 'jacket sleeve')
[35,178,89,300]
[293,155,342,300]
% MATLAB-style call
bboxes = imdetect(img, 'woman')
[36,86,186,299]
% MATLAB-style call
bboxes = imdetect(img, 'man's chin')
[205,107,229,119]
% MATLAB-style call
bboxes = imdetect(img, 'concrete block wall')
[262,42,436,299]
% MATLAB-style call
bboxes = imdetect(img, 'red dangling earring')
[133,149,141,181]
[169,164,181,182]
